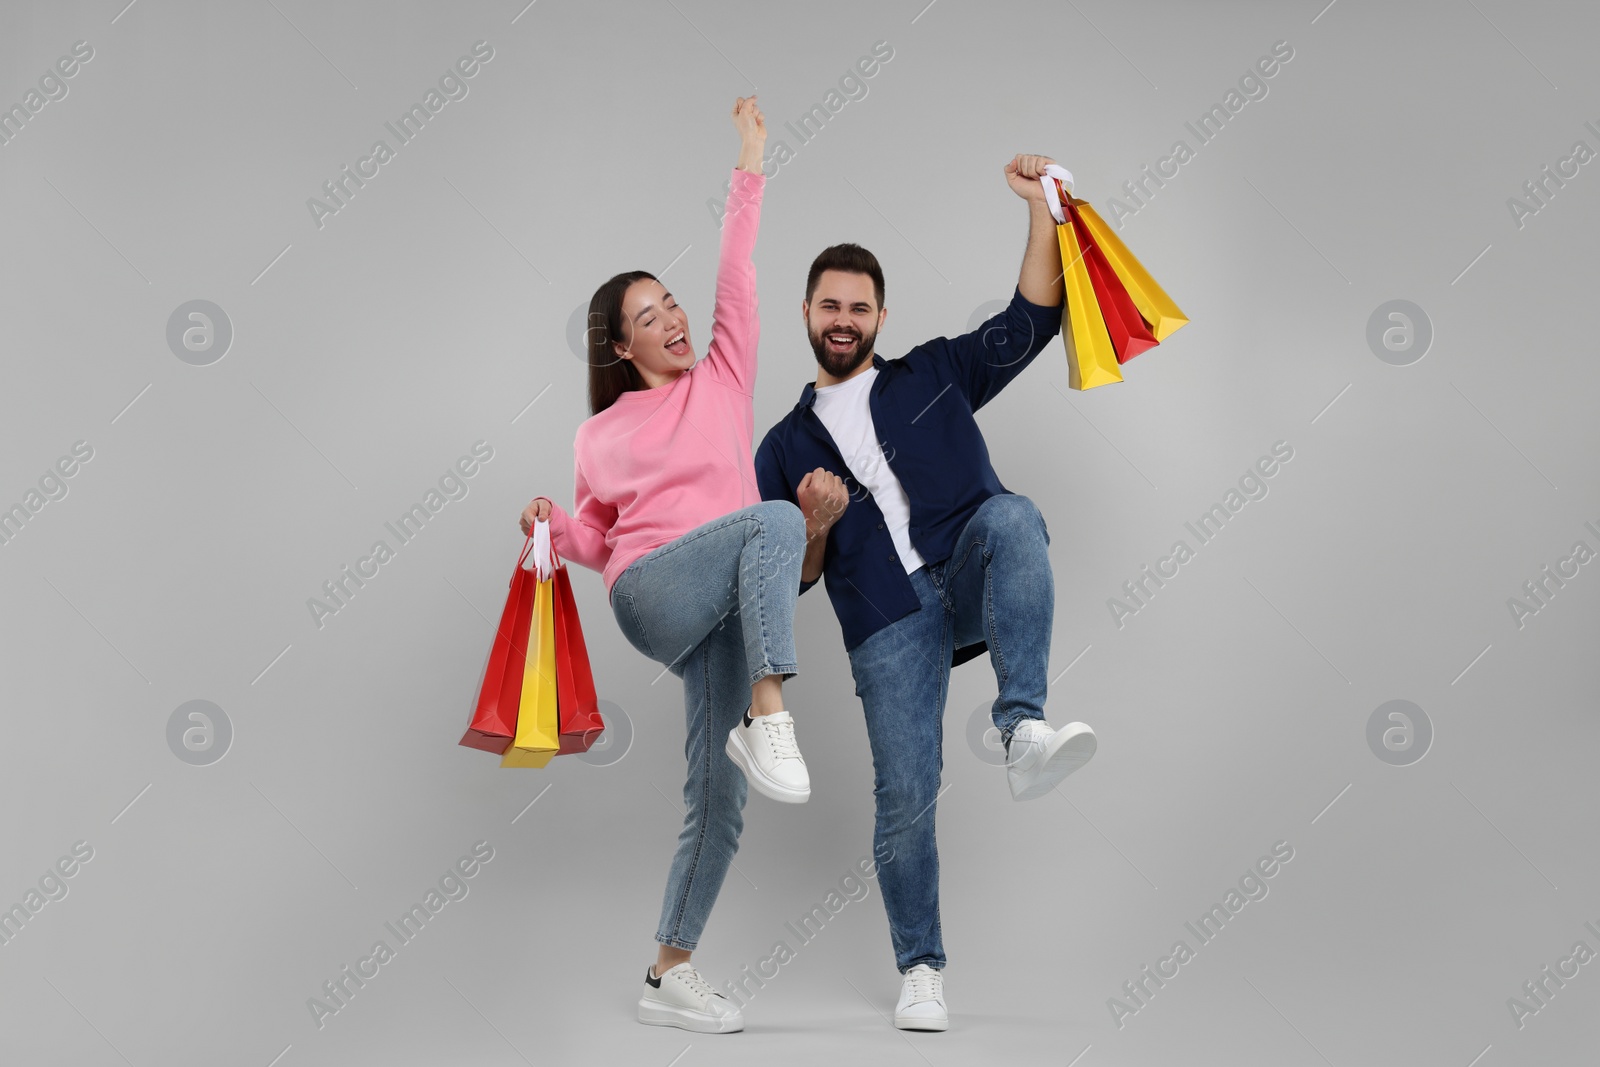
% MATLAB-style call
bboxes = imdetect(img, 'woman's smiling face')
[614,278,693,384]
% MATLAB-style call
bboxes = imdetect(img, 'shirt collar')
[795,353,888,410]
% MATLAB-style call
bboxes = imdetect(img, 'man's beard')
[809,320,876,379]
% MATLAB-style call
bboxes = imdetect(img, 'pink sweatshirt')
[542,167,765,593]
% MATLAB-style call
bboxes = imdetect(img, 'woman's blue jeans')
[609,500,806,950]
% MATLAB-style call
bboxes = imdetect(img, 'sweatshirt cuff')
[534,497,566,531]
[730,166,765,204]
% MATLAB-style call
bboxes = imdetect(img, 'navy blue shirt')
[754,286,1062,666]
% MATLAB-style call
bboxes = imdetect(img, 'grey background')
[1,0,1596,1064]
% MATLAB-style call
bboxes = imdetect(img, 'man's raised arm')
[1006,153,1067,309]
[926,153,1068,410]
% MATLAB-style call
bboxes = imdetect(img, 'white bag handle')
[532,519,553,581]
[1039,163,1074,224]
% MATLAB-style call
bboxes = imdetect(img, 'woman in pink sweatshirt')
[519,97,817,1034]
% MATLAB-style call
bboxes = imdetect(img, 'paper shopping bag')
[1070,203,1158,364]
[552,562,604,755]
[501,574,560,767]
[1072,199,1189,342]
[1057,208,1124,391]
[460,533,537,754]
[501,522,561,768]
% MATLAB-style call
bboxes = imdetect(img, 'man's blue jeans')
[609,501,806,950]
[845,493,1053,973]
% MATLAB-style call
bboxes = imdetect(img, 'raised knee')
[755,500,805,547]
[983,493,1047,540]
[987,492,1038,520]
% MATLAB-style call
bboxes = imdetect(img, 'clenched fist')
[733,95,766,174]
[1004,153,1058,202]
[796,468,848,539]
[519,496,552,535]
[732,95,765,141]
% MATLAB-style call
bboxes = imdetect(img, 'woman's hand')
[519,496,552,535]
[733,95,766,174]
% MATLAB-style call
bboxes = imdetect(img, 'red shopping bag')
[459,532,538,754]
[552,552,605,755]
[1068,194,1158,364]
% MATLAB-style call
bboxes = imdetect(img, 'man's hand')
[796,468,848,540]
[1008,153,1067,308]
[1004,154,1057,203]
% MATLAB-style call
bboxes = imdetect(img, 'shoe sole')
[1010,722,1096,802]
[894,1014,949,1031]
[725,728,810,804]
[637,998,744,1033]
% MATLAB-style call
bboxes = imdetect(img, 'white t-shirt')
[811,366,926,574]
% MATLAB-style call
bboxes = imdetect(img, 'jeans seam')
[616,591,654,660]
[750,513,770,680]
[983,546,1008,689]
[930,560,953,613]
[660,642,714,946]
[945,536,985,651]
[947,535,986,611]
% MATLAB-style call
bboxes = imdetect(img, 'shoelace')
[759,716,802,761]
[904,967,942,1004]
[1007,721,1049,763]
[671,964,716,1000]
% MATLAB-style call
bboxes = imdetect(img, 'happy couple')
[518,95,1096,1034]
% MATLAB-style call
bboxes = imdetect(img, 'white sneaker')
[895,963,948,1031]
[725,707,810,803]
[1006,718,1096,801]
[637,962,744,1033]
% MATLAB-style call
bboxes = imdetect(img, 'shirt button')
[888,553,896,561]
[876,522,884,530]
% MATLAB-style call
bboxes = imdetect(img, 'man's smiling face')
[805,269,887,381]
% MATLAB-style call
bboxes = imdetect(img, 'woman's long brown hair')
[585,270,655,414]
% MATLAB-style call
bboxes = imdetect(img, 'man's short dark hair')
[805,243,885,309]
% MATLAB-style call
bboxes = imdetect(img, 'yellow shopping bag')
[1073,200,1188,342]
[501,573,559,768]
[1058,216,1124,391]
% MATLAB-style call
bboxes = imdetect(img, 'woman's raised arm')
[702,96,767,395]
